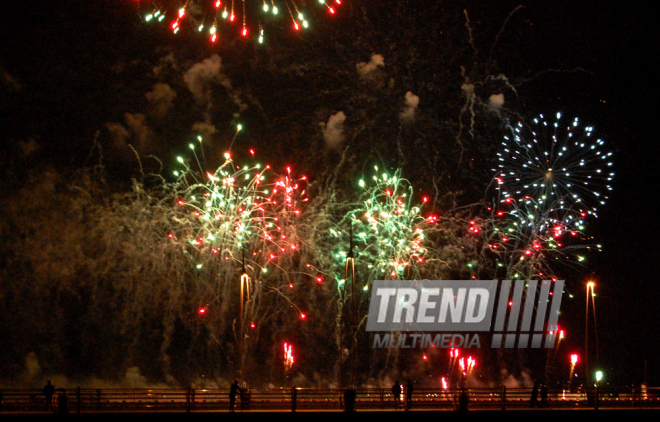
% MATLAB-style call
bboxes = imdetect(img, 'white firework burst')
[493,112,615,218]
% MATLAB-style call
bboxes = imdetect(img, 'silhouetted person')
[291,386,297,412]
[541,383,549,407]
[43,381,54,411]
[229,380,239,412]
[458,388,469,414]
[530,382,540,408]
[405,379,414,410]
[391,380,401,408]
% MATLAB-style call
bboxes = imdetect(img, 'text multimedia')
[372,333,481,349]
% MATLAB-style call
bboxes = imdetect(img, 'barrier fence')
[0,386,658,413]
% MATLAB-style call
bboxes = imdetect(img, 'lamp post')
[595,370,603,410]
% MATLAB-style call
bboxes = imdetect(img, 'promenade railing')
[0,385,657,413]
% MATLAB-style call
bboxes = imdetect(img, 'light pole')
[595,370,603,410]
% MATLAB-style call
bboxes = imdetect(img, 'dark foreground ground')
[2,408,659,421]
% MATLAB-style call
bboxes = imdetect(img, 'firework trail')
[568,353,579,390]
[447,348,460,386]
[459,356,476,385]
[284,342,294,372]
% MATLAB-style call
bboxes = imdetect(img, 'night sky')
[1,1,658,387]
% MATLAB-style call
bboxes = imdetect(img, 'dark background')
[1,1,657,387]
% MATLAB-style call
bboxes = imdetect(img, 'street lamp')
[595,370,603,410]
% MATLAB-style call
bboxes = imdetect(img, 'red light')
[199,308,206,314]
[300,313,306,319]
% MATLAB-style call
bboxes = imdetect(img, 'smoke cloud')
[145,83,177,118]
[183,54,224,105]
[357,54,385,78]
[488,93,504,112]
[321,111,347,151]
[400,91,420,123]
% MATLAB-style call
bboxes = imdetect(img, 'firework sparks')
[447,348,460,385]
[139,0,345,44]
[284,342,294,372]
[481,113,614,280]
[459,356,476,380]
[493,112,614,218]
[169,149,308,276]
[347,167,435,284]
[167,146,315,373]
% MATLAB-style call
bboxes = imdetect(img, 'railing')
[0,386,658,413]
